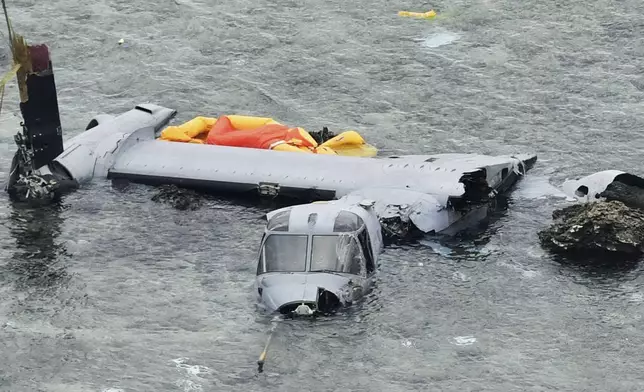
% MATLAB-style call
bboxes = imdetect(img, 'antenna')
[1,0,12,46]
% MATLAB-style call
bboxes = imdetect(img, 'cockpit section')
[257,208,376,277]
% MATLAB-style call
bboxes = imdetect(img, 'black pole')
[1,0,13,45]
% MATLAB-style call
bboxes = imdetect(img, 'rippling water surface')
[1,0,644,391]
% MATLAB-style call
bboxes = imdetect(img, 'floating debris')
[451,335,477,346]
[422,31,460,48]
[398,10,437,19]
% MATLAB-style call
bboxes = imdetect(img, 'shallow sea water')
[1,0,644,391]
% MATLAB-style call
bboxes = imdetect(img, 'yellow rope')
[0,62,21,88]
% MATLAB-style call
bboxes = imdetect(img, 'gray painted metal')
[15,103,540,316]
[562,170,629,202]
[108,134,533,201]
[33,103,536,208]
[256,197,382,314]
[561,170,644,204]
[47,104,176,183]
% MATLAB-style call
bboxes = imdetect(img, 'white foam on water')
[498,260,541,279]
[0,111,21,137]
[172,357,211,376]
[451,336,477,346]
[171,357,212,392]
[630,292,643,303]
[422,31,460,48]
[419,239,453,256]
[175,380,203,392]
[522,270,539,279]
[452,271,470,282]
[401,339,414,347]
[513,175,569,200]
[101,389,125,392]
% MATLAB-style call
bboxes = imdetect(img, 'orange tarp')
[205,116,320,152]
[158,114,378,157]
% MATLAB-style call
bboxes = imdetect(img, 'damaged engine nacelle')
[562,170,644,210]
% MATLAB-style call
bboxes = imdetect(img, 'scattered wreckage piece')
[562,170,644,207]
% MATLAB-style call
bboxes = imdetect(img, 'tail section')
[18,44,64,169]
[5,32,76,203]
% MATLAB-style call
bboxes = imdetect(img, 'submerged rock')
[151,184,203,210]
[538,200,644,260]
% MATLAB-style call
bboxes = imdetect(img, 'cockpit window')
[333,211,365,232]
[310,234,364,275]
[266,210,291,231]
[260,234,307,273]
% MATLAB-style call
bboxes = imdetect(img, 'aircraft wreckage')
[7,30,644,323]
[4,37,538,239]
[1,34,543,314]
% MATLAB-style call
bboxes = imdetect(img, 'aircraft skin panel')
[561,170,626,201]
[49,104,176,183]
[107,138,534,200]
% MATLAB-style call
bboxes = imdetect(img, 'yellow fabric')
[295,127,318,147]
[159,116,217,142]
[313,146,337,155]
[319,130,377,157]
[398,10,437,19]
[272,143,310,153]
[332,144,378,157]
[319,130,363,149]
[158,115,378,157]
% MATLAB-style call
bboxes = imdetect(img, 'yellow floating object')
[313,146,338,155]
[319,130,377,157]
[332,143,378,157]
[159,115,282,143]
[272,143,310,153]
[159,116,216,142]
[320,130,364,150]
[158,115,378,157]
[398,10,437,19]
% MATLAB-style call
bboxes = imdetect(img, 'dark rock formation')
[538,200,644,260]
[598,181,644,210]
[151,184,203,210]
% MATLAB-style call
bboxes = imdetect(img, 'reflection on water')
[3,202,70,291]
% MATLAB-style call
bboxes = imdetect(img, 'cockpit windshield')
[310,234,364,275]
[260,234,307,273]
